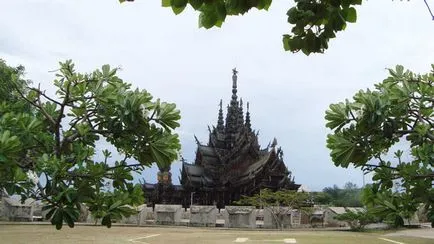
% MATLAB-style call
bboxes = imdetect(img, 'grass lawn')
[0,224,432,244]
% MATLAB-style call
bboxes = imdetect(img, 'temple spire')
[245,102,251,130]
[238,98,244,129]
[231,68,238,104]
[224,68,240,149]
[217,99,224,132]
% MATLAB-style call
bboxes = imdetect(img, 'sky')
[1,0,433,191]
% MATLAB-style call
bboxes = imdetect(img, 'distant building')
[143,69,300,208]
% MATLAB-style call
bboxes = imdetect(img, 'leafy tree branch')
[325,64,434,227]
[1,60,181,229]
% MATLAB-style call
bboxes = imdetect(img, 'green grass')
[0,224,431,244]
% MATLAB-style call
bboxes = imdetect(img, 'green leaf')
[63,207,79,228]
[258,0,272,10]
[172,5,186,15]
[199,9,218,29]
[63,212,75,228]
[325,103,348,130]
[45,207,56,220]
[282,35,290,51]
[382,200,397,211]
[215,1,227,21]
[162,0,171,7]
[327,134,363,167]
[189,0,203,10]
[109,200,123,211]
[344,7,357,23]
[101,65,110,77]
[101,215,112,228]
[172,0,187,8]
[172,0,187,14]
[51,208,64,230]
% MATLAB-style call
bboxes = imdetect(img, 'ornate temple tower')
[180,69,299,208]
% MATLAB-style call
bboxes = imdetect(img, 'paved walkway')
[385,228,434,239]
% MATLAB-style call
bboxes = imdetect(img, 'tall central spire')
[231,68,238,105]
[224,68,240,148]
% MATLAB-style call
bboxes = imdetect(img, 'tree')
[310,191,332,205]
[235,189,310,229]
[361,184,416,228]
[0,59,33,196]
[0,60,181,229]
[325,64,434,227]
[121,1,434,55]
[120,0,362,55]
[315,182,362,207]
[0,59,31,112]
[334,208,376,231]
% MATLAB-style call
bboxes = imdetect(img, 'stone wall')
[263,207,293,229]
[224,206,256,228]
[1,197,34,222]
[181,208,190,219]
[189,205,217,227]
[0,199,7,221]
[155,204,182,225]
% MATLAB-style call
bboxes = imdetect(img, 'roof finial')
[232,67,238,76]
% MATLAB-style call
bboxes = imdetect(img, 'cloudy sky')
[1,0,433,191]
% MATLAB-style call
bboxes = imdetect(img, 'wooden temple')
[143,69,300,208]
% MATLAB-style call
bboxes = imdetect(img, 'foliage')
[321,182,363,207]
[0,59,31,112]
[310,191,332,205]
[0,60,181,229]
[310,182,362,207]
[361,184,419,228]
[0,59,33,195]
[236,189,309,208]
[120,0,363,55]
[236,189,309,229]
[325,64,434,227]
[334,208,376,231]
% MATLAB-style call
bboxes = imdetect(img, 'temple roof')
[180,68,297,191]
[182,163,214,187]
